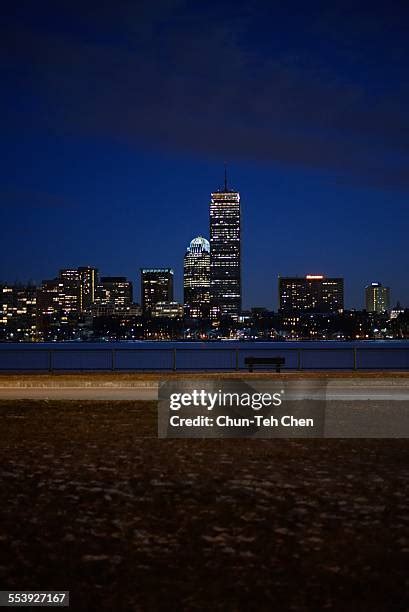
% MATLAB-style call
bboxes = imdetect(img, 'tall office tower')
[36,279,61,331]
[365,282,390,313]
[59,269,80,315]
[209,172,241,320]
[184,236,211,318]
[13,285,37,340]
[279,275,344,313]
[141,268,174,315]
[0,284,37,341]
[98,277,133,309]
[78,266,99,312]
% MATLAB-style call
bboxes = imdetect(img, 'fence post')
[111,349,115,371]
[235,348,239,371]
[48,349,53,373]
[297,349,302,371]
[353,347,357,370]
[173,348,177,371]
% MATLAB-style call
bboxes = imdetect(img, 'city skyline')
[2,6,409,612]
[0,185,403,341]
[0,173,401,312]
[0,260,398,314]
[2,260,404,343]
[0,168,404,310]
[1,3,409,310]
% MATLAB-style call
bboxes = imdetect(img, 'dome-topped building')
[184,236,211,319]
[187,236,210,254]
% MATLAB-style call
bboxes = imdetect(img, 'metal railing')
[0,342,408,372]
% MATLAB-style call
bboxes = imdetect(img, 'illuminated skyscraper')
[365,282,390,313]
[184,236,211,319]
[78,266,99,312]
[0,284,37,341]
[98,277,133,310]
[59,269,80,314]
[279,275,344,313]
[209,172,241,320]
[36,279,61,333]
[141,268,174,315]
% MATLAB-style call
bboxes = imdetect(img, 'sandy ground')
[1,400,409,611]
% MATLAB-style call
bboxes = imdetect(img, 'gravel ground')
[1,400,409,611]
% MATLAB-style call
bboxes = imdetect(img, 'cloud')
[2,1,409,189]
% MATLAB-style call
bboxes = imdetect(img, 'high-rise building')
[36,279,61,332]
[141,268,174,315]
[37,267,97,324]
[184,236,211,318]
[98,277,133,310]
[365,282,390,313]
[59,269,80,315]
[209,172,241,320]
[36,279,60,316]
[78,266,99,312]
[279,275,344,313]
[0,284,37,341]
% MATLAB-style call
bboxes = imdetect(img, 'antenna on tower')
[224,162,228,191]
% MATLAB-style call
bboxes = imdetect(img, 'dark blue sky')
[1,1,409,309]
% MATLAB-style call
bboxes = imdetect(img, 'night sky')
[1,1,409,310]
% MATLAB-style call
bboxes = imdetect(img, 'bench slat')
[244,357,285,372]
[244,358,285,364]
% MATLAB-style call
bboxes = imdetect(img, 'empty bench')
[244,357,285,373]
